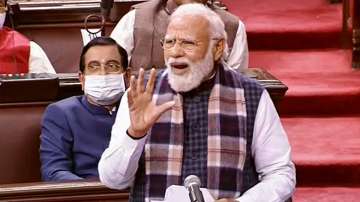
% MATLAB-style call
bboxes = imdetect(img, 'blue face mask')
[84,74,125,106]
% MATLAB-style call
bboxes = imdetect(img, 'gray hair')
[170,3,229,61]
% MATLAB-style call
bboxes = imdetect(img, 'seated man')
[0,0,55,74]
[99,3,295,202]
[40,37,128,181]
[111,0,248,74]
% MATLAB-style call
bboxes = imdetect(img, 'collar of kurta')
[81,95,119,115]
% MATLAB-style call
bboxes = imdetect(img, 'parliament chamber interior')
[0,0,359,201]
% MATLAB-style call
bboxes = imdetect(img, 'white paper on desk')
[151,185,214,202]
[80,29,101,46]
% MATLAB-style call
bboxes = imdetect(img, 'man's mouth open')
[170,62,189,70]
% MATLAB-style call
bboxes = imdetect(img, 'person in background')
[111,0,248,74]
[99,4,295,202]
[40,37,128,181]
[0,0,55,74]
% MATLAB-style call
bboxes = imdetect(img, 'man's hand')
[127,68,175,138]
[215,199,238,202]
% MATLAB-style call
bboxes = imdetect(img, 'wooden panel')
[0,74,59,103]
[58,73,83,100]
[57,69,288,107]
[0,103,49,184]
[242,68,288,106]
[8,0,145,25]
[0,181,129,201]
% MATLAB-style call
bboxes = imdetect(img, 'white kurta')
[29,41,56,74]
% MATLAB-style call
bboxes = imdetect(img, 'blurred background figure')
[110,0,248,74]
[0,0,55,74]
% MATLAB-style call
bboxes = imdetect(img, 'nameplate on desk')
[0,73,59,103]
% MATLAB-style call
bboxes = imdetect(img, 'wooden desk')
[0,181,129,202]
[242,68,288,107]
[57,73,83,100]
[0,68,287,107]
[57,68,288,107]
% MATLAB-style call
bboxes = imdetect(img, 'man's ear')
[213,39,225,62]
[79,71,85,91]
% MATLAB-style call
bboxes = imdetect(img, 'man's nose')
[168,42,185,58]
[98,65,108,75]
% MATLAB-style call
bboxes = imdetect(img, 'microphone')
[184,175,205,202]
[100,0,114,21]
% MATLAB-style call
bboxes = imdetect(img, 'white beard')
[166,44,215,93]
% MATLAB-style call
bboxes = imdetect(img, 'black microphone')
[100,0,114,21]
[184,175,205,202]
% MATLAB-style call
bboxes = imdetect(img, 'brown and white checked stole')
[144,65,247,201]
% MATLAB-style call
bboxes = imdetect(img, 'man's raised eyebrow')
[106,59,121,64]
[164,36,196,41]
[87,60,101,65]
[164,35,175,40]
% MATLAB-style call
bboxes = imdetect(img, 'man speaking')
[99,3,295,202]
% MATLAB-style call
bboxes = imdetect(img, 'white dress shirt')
[98,89,296,202]
[29,41,56,74]
[110,9,249,70]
